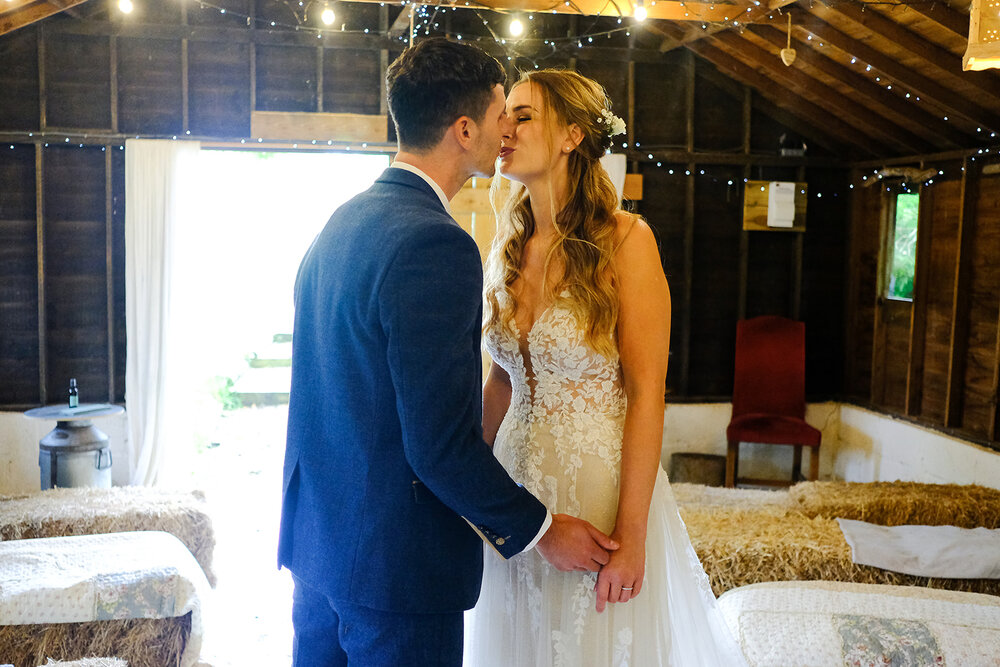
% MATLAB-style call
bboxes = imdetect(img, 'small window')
[888,193,919,301]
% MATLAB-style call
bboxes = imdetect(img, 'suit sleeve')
[380,223,547,557]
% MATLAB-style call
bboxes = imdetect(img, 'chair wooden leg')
[809,446,820,481]
[726,440,738,488]
[792,445,803,483]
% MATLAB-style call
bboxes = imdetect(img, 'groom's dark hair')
[386,38,506,151]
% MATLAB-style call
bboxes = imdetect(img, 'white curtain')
[124,139,200,486]
[600,153,628,202]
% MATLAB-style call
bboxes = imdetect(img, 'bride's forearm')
[613,393,664,541]
[482,362,512,447]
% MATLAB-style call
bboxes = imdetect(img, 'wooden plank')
[828,1,1000,106]
[679,36,886,156]
[871,187,895,407]
[0,0,91,37]
[792,165,805,320]
[748,25,971,149]
[742,181,807,232]
[945,158,981,427]
[695,59,852,158]
[710,30,933,155]
[622,174,642,201]
[904,2,971,37]
[843,168,862,396]
[795,13,1000,132]
[906,185,934,416]
[104,145,113,401]
[35,143,46,405]
[251,111,387,143]
[680,48,695,395]
[738,85,750,320]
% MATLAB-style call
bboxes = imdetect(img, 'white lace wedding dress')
[465,294,748,667]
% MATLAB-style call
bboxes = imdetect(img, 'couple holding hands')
[279,37,746,667]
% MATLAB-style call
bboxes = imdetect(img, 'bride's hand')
[593,536,645,613]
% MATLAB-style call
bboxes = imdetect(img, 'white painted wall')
[834,404,1000,490]
[2,403,999,494]
[0,411,131,494]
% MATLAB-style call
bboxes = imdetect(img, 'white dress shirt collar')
[390,160,450,213]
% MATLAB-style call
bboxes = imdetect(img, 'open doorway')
[167,148,390,665]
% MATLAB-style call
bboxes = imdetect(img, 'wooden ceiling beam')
[710,30,933,154]
[666,31,885,155]
[793,13,1000,132]
[694,58,855,156]
[815,0,1000,105]
[0,0,91,36]
[749,24,970,149]
[651,0,799,51]
[901,1,970,38]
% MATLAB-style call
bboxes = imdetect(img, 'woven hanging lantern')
[964,0,1000,71]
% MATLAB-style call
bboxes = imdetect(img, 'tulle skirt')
[465,468,748,667]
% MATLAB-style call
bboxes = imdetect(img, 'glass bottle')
[68,378,79,408]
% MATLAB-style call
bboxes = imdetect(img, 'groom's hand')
[535,514,619,573]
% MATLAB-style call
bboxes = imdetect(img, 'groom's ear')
[449,116,475,150]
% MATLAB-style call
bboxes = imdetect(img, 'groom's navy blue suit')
[279,167,547,662]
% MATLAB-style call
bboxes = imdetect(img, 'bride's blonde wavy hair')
[484,69,623,357]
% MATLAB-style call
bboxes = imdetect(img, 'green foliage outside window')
[888,193,919,300]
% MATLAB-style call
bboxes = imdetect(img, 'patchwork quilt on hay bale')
[0,531,209,667]
[673,481,1000,597]
[0,487,215,586]
[38,659,129,667]
[717,581,1000,667]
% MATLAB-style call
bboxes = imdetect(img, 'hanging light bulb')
[321,4,335,25]
[509,16,524,37]
[634,0,648,21]
[118,0,133,13]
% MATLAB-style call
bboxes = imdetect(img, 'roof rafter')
[793,12,1000,132]
[818,0,1000,105]
[710,29,934,153]
[657,24,885,155]
[0,0,91,37]
[748,24,970,149]
[694,56,855,156]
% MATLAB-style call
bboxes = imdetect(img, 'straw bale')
[40,658,128,667]
[679,505,1000,598]
[0,614,188,667]
[0,487,215,586]
[789,480,1000,528]
[671,482,793,515]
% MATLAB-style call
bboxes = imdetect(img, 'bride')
[465,69,748,666]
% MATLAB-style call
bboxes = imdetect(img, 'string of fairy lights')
[5,0,998,196]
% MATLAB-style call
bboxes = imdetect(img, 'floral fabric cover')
[0,531,210,667]
[717,580,1000,667]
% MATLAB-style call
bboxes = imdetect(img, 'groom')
[279,37,618,666]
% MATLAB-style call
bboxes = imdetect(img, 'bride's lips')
[499,147,514,158]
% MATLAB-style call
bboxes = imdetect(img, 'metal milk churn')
[39,420,113,489]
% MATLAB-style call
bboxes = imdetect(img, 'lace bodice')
[485,292,626,533]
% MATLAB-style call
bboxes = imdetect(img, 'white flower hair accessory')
[598,108,626,137]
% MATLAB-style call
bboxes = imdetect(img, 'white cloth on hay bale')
[717,580,1000,667]
[0,531,210,667]
[838,518,1000,578]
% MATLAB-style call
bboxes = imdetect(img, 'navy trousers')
[291,574,464,667]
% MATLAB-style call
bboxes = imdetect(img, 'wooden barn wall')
[0,6,850,409]
[846,169,1000,449]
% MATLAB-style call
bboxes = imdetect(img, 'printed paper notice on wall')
[767,182,796,228]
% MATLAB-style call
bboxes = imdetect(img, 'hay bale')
[671,482,793,515]
[679,505,1000,598]
[789,481,1000,528]
[40,658,128,667]
[0,614,188,667]
[0,487,215,586]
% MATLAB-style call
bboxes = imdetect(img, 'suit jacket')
[278,167,547,614]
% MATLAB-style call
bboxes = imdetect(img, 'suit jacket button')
[496,537,505,546]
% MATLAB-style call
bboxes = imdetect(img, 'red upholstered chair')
[725,316,821,488]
